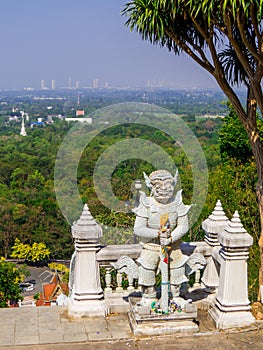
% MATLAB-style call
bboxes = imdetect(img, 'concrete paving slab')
[0,333,262,350]
[15,335,40,346]
[0,337,15,347]
[38,314,60,322]
[0,324,16,333]
[83,317,108,333]
[87,330,112,341]
[15,313,38,319]
[15,317,38,326]
[0,314,16,321]
[0,319,15,327]
[15,327,39,336]
[15,324,38,334]
[63,332,88,343]
[39,322,61,332]
[39,333,64,344]
[62,324,87,340]
[0,303,263,350]
[60,316,83,324]
[62,322,85,330]
[107,314,133,339]
[39,327,62,335]
[15,309,38,318]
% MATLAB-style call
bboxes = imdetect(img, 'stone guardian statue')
[133,169,191,306]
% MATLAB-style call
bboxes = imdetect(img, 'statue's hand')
[160,237,172,247]
[158,228,171,239]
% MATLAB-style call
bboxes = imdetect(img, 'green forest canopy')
[0,90,260,300]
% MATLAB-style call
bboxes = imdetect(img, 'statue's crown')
[143,169,178,189]
[149,170,173,182]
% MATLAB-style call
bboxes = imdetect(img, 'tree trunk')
[249,135,263,301]
[229,84,263,301]
[257,186,263,300]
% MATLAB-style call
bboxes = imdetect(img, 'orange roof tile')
[43,283,56,301]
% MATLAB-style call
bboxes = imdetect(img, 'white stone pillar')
[201,200,229,292]
[68,204,108,317]
[209,211,255,329]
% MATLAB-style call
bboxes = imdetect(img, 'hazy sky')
[0,0,218,90]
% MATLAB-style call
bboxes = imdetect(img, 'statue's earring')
[174,169,179,186]
[143,171,151,189]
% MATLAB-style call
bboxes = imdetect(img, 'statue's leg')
[145,286,156,296]
[170,284,180,298]
[170,266,193,308]
[137,249,159,305]
[170,250,189,299]
[138,265,156,301]
[170,265,189,299]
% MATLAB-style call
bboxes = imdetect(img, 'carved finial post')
[68,204,108,317]
[202,200,229,247]
[209,211,255,329]
[201,200,229,293]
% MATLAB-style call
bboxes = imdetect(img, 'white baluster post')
[104,267,113,294]
[116,271,124,293]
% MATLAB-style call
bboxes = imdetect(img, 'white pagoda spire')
[20,111,27,137]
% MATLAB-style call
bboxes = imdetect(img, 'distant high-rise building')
[51,79,56,90]
[75,80,79,89]
[68,77,72,89]
[93,78,99,89]
[41,80,46,90]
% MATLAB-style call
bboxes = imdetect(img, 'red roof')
[39,273,69,306]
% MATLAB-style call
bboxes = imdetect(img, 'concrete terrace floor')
[1,306,263,350]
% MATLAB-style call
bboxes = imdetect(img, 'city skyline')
[0,0,218,90]
[25,76,221,91]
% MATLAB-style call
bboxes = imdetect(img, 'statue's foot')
[172,297,192,309]
[137,296,156,307]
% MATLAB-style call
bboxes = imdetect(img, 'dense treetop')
[0,88,260,299]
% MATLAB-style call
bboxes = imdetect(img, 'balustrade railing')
[97,241,211,296]
[68,200,255,329]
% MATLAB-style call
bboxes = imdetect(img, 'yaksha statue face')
[149,170,176,204]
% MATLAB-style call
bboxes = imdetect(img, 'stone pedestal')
[128,297,199,336]
[68,204,108,317]
[209,211,255,329]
